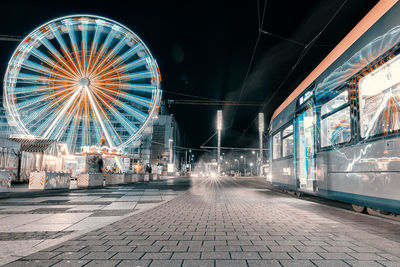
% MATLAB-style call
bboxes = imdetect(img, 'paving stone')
[111,252,144,259]
[52,260,90,266]
[247,259,281,267]
[347,253,386,261]
[318,252,356,260]
[230,252,260,259]
[84,260,122,266]
[171,252,201,259]
[149,260,183,267]
[82,252,117,260]
[54,252,89,260]
[141,252,172,259]
[23,251,62,260]
[201,252,230,259]
[259,252,292,260]
[5,259,62,267]
[279,259,316,267]
[215,260,247,267]
[344,260,385,267]
[117,260,151,267]
[215,245,242,251]
[311,260,350,267]
[182,259,214,267]
[161,245,189,252]
[288,252,323,260]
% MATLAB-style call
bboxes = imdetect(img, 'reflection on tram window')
[321,91,348,116]
[282,135,293,157]
[272,132,281,159]
[321,106,351,147]
[282,124,293,157]
[359,54,400,138]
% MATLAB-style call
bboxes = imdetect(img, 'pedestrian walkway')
[5,177,400,266]
[0,178,189,265]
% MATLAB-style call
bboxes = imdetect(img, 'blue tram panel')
[268,0,400,215]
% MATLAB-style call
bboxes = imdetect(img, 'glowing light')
[4,15,162,154]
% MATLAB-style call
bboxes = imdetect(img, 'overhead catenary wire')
[229,0,268,127]
[243,0,348,133]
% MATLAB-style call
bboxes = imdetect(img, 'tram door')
[295,105,316,191]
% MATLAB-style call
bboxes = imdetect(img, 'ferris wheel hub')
[78,77,90,87]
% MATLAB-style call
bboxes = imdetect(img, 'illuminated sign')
[298,90,313,106]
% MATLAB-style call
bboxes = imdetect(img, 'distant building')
[150,102,182,173]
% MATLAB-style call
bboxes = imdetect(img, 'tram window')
[359,54,400,138]
[282,124,293,157]
[321,106,351,147]
[321,91,348,116]
[272,132,281,159]
[282,135,293,157]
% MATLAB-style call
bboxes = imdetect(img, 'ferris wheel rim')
[3,14,162,152]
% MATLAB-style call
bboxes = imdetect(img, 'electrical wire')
[230,0,268,127]
[243,0,348,133]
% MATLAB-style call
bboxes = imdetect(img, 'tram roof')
[270,0,397,121]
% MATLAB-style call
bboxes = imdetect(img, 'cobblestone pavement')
[5,176,400,267]
[0,178,189,265]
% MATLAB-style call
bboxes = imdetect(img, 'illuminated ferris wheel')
[3,15,162,153]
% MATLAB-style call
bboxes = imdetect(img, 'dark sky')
[0,0,378,151]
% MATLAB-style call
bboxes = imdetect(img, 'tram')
[268,0,400,214]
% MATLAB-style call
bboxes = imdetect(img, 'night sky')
[0,0,378,152]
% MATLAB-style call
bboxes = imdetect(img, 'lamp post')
[217,110,222,176]
[168,138,173,164]
[234,159,239,175]
[249,162,254,176]
[240,155,246,176]
[259,113,264,176]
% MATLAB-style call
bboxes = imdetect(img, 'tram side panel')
[317,139,400,214]
[271,158,295,190]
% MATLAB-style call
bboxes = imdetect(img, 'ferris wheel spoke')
[84,85,117,147]
[28,47,77,79]
[20,58,76,82]
[90,90,124,145]
[37,33,80,79]
[66,112,80,152]
[13,82,74,94]
[89,43,144,79]
[32,96,78,137]
[81,21,88,77]
[87,24,103,74]
[65,24,84,75]
[89,29,118,74]
[51,25,81,76]
[81,97,91,148]
[100,92,147,123]
[100,83,156,94]
[22,101,57,126]
[93,56,150,81]
[93,89,138,135]
[90,36,128,76]
[42,87,82,138]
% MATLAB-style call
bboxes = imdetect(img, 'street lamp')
[249,162,254,176]
[168,138,173,164]
[240,155,246,176]
[234,159,239,175]
[217,110,222,176]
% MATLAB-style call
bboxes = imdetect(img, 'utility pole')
[217,110,222,176]
[259,113,264,176]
